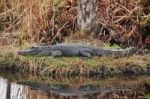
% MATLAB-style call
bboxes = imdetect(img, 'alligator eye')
[31,47,36,49]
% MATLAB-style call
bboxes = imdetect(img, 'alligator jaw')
[17,49,37,55]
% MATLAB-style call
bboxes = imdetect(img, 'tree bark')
[77,0,97,34]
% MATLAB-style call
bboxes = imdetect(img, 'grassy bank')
[0,44,150,78]
[0,0,150,77]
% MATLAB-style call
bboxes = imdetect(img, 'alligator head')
[17,46,52,56]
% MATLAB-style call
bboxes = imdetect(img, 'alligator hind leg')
[79,49,92,58]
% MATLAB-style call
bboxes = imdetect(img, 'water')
[0,71,150,99]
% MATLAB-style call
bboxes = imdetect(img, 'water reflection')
[11,83,29,99]
[0,78,51,99]
[0,77,149,99]
[0,78,7,99]
[0,71,150,99]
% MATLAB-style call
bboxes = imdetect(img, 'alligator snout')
[17,49,33,55]
[17,50,26,55]
[17,51,22,55]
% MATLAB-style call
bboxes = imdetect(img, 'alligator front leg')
[79,49,92,58]
[50,51,62,57]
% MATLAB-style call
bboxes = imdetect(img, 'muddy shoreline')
[0,55,150,78]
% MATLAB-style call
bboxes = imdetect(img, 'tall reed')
[0,0,55,43]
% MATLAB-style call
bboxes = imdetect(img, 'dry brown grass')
[0,0,148,46]
[0,0,55,42]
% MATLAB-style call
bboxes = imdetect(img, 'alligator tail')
[94,47,138,57]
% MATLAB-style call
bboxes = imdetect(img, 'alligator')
[18,82,135,96]
[17,43,138,58]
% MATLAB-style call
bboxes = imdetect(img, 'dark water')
[0,71,150,99]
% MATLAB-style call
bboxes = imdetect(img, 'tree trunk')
[77,0,97,34]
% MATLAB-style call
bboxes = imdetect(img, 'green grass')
[143,13,150,24]
[14,55,116,68]
[0,44,149,68]
[0,44,149,77]
[144,94,150,98]
[104,42,121,49]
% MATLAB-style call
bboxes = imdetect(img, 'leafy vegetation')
[144,94,150,99]
[104,43,121,49]
[0,0,149,48]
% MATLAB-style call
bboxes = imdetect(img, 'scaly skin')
[17,43,138,58]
